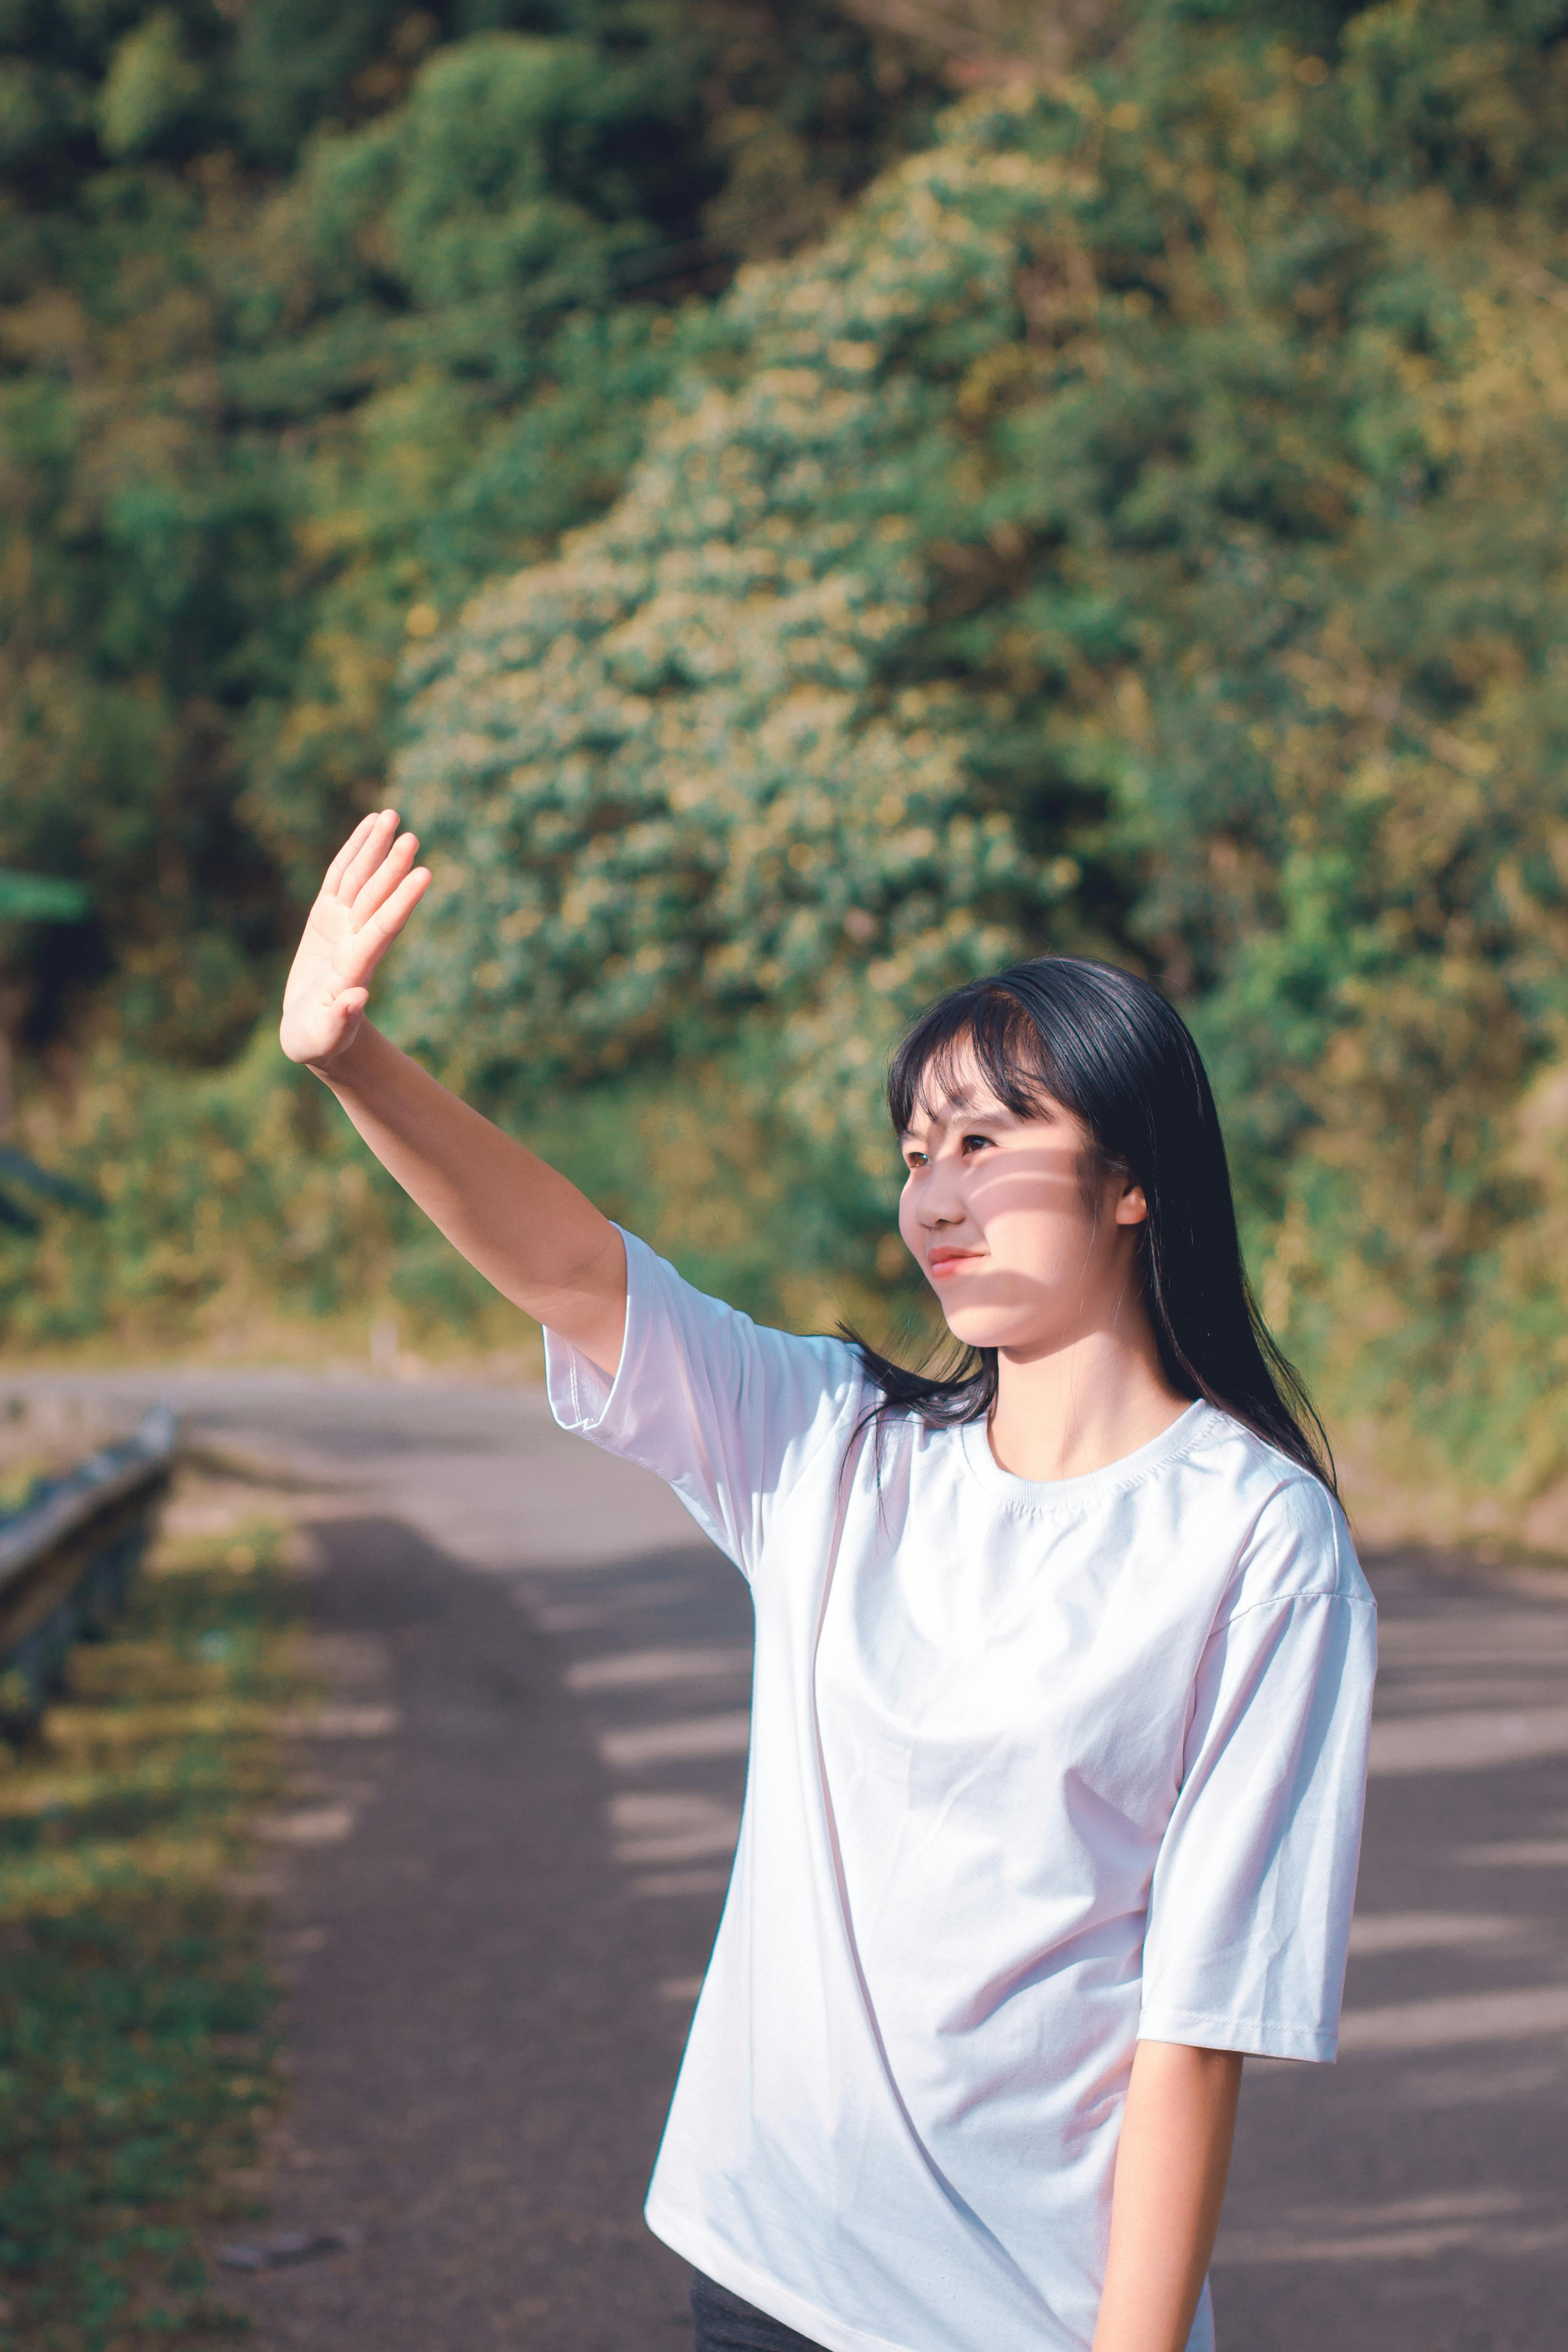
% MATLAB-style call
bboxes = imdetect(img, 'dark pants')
[691,2270,828,2351]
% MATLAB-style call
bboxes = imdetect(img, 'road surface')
[15,1369,1568,2352]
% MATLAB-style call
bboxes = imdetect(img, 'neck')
[986,1314,1191,1484]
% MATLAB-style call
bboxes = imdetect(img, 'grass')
[0,1516,303,2351]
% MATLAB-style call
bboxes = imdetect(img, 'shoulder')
[625,1228,867,1408]
[1181,1410,1372,1618]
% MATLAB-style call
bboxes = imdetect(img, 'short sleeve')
[544,1227,862,1578]
[1138,1483,1377,2063]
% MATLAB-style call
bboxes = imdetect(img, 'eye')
[960,1132,995,1155]
[903,1148,928,1170]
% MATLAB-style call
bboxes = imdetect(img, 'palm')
[280,811,432,1068]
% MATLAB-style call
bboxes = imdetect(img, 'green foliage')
[0,871,87,921]
[9,0,1568,1526]
[98,10,207,160]
[0,1521,296,2349]
[0,0,943,1061]
[391,2,1568,1501]
[389,149,1101,1098]
[0,1029,511,1350]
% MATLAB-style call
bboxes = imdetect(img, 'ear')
[1112,1179,1149,1228]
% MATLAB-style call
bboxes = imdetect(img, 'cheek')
[973,1171,1092,1268]
[896,1188,920,1254]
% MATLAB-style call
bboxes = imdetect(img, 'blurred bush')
[7,1,1568,1531]
[391,4,1568,1512]
[0,0,943,1063]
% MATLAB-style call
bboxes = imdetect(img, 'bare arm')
[279,810,627,1376]
[1091,2041,1243,2352]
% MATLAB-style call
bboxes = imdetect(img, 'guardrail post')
[0,1405,179,1736]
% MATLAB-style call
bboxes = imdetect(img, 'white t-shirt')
[546,1232,1376,2352]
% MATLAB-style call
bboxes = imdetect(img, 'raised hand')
[280,810,432,1070]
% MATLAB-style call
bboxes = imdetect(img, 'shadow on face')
[895,1058,1148,1358]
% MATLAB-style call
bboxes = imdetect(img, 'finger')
[349,829,419,928]
[338,807,398,902]
[338,808,401,904]
[330,864,430,992]
[354,865,433,975]
[322,813,379,895]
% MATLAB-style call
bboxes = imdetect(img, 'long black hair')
[853,955,1336,1491]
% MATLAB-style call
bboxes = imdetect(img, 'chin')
[939,1307,1029,1353]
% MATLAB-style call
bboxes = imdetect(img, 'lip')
[927,1249,984,1279]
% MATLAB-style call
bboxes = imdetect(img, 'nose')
[916,1155,967,1229]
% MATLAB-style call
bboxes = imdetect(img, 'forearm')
[1092,2041,1243,2352]
[314,1020,626,1372]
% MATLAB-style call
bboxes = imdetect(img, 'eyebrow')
[899,1099,1013,1140]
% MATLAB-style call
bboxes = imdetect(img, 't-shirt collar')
[957,1397,1218,1512]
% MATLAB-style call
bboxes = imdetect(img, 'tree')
[391,2,1568,1490]
[0,1,943,1064]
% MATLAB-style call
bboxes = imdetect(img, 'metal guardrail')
[0,1405,178,1731]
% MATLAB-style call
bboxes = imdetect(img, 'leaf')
[0,873,88,924]
[0,1149,104,1216]
[0,1188,40,1237]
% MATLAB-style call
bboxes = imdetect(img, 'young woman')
[281,810,1376,2352]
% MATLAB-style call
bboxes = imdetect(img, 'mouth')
[926,1248,984,1280]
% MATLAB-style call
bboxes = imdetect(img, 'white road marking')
[1375,1617,1568,1662]
[256,1805,356,1845]
[1347,1911,1523,1956]
[611,1791,741,1865]
[1220,2220,1568,2263]
[598,1711,752,1769]
[514,1577,709,1630]
[658,1975,706,2004]
[522,1599,615,1630]
[1459,1838,1568,1867]
[1337,1982,1568,2052]
[1367,1705,1568,1775]
[567,1645,751,1692]
[1217,2188,1568,2265]
[631,1867,733,1899]
[271,1705,400,1739]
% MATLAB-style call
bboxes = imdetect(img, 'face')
[896,1049,1152,1359]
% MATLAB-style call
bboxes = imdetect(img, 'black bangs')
[886,984,1061,1135]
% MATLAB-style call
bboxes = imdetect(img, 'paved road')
[17,1371,1568,2351]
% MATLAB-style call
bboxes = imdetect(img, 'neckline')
[957,1397,1217,1512]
